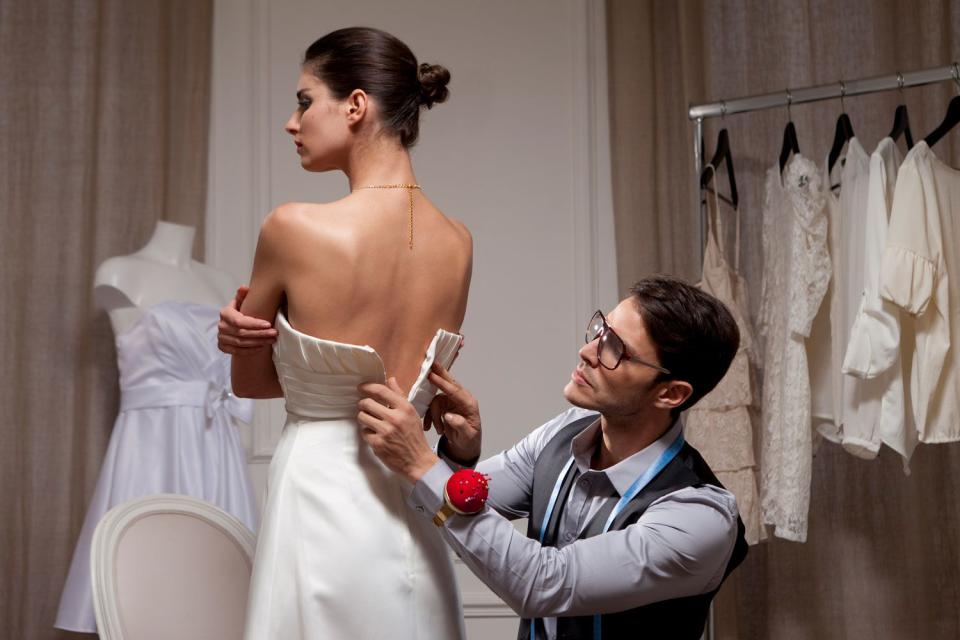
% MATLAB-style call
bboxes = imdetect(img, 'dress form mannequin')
[56,220,259,633]
[94,221,236,334]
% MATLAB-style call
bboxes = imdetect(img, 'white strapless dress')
[243,312,465,640]
[55,301,259,633]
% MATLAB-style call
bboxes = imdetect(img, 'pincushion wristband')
[432,469,489,526]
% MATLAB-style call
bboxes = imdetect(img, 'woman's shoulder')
[253,202,355,269]
[260,201,349,241]
[263,201,341,227]
[446,216,472,240]
[443,215,473,253]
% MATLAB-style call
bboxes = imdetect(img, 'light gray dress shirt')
[408,406,740,640]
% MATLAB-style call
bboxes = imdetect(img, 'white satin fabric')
[55,301,259,633]
[243,312,465,640]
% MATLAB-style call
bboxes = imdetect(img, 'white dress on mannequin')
[242,311,465,640]
[55,222,259,633]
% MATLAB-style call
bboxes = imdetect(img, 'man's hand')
[358,378,439,483]
[425,362,482,464]
[217,286,278,355]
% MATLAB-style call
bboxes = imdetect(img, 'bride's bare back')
[238,189,472,394]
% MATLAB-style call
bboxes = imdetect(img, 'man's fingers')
[424,405,437,433]
[386,376,406,396]
[430,361,456,383]
[427,396,448,434]
[428,366,465,399]
[357,409,385,435]
[442,412,469,430]
[358,397,391,421]
[358,382,404,410]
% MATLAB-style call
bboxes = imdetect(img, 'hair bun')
[418,62,450,108]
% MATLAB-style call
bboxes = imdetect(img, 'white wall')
[206,0,617,636]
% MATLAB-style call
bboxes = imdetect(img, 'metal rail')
[689,62,960,640]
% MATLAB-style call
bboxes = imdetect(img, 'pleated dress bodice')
[273,310,462,420]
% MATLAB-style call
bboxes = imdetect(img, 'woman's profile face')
[284,70,350,172]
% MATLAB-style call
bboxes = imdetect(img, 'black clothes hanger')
[889,72,914,149]
[827,81,855,176]
[925,96,960,147]
[779,90,800,175]
[700,118,739,208]
[889,105,914,149]
[924,63,960,148]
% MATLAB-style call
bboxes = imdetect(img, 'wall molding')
[207,0,285,462]
[570,0,619,339]
[462,594,517,619]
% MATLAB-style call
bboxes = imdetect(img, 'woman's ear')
[345,89,368,125]
[653,380,693,412]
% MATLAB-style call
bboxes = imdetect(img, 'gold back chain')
[353,184,421,250]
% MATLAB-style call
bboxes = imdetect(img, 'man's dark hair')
[630,275,740,414]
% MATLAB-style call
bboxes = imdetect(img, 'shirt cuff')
[407,459,452,521]
[436,435,480,470]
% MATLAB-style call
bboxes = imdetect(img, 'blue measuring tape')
[530,432,685,640]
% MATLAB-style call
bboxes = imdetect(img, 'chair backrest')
[91,494,256,640]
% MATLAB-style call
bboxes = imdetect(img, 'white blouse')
[842,137,915,470]
[881,141,960,444]
[808,138,871,452]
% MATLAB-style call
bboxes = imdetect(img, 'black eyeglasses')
[585,310,671,374]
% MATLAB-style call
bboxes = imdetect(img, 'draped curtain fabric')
[0,1,213,637]
[607,1,960,638]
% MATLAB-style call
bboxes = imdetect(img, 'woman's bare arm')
[230,208,290,398]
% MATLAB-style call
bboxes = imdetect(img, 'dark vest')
[517,415,748,640]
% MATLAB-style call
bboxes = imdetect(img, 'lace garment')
[758,155,830,543]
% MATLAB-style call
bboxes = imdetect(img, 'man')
[219,275,748,639]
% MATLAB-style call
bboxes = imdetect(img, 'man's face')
[563,298,689,417]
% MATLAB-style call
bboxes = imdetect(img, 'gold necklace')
[352,183,421,250]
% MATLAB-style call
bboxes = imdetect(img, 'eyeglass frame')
[585,310,672,374]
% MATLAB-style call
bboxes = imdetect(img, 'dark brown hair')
[303,27,450,148]
[630,275,740,414]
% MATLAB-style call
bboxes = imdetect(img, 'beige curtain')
[607,1,706,287]
[608,1,960,638]
[0,1,213,638]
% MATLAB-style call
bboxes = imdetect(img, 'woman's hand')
[218,286,279,355]
[424,362,482,464]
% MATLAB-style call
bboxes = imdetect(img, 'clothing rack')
[689,62,960,255]
[686,63,960,640]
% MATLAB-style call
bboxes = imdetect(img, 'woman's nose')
[284,113,299,135]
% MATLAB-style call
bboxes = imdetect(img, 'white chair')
[91,494,256,640]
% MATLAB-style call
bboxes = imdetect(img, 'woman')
[226,27,472,639]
